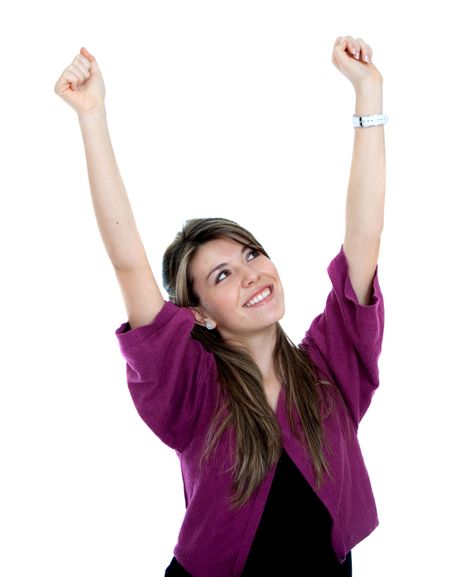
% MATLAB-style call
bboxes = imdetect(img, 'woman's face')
[189,237,285,340]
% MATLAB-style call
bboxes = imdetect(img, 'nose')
[241,265,259,287]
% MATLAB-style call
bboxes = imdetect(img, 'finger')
[358,42,371,64]
[351,38,361,59]
[333,36,349,58]
[353,37,372,62]
[64,64,86,91]
[73,58,91,79]
[60,70,80,92]
[343,35,355,47]
[339,35,353,52]
[80,47,95,63]
[336,35,360,59]
[353,38,367,61]
[339,36,361,59]
[333,36,357,64]
[69,61,89,83]
[362,44,373,63]
[75,53,92,70]
[351,40,361,60]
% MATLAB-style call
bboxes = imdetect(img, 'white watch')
[352,113,388,128]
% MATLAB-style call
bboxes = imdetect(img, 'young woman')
[54,35,386,576]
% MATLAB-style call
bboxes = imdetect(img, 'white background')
[1,1,449,575]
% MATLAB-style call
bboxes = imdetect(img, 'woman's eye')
[247,249,260,261]
[215,270,229,283]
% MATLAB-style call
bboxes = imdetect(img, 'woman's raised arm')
[331,36,386,307]
[54,47,164,328]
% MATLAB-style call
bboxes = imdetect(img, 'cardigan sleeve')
[300,244,385,427]
[114,301,219,452]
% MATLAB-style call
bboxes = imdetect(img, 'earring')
[205,320,215,330]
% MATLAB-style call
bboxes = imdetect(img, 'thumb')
[79,46,103,79]
[80,46,95,63]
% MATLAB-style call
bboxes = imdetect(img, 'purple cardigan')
[115,244,384,577]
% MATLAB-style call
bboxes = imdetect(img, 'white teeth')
[245,287,271,307]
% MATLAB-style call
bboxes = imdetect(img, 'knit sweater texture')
[115,244,384,577]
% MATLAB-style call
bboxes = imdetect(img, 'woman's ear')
[190,307,216,329]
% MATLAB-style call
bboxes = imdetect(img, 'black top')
[165,448,352,577]
[241,448,351,576]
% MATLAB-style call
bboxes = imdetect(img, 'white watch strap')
[352,113,388,128]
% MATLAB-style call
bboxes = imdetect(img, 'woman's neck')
[225,324,279,383]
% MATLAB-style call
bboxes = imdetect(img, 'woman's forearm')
[78,106,147,269]
[345,83,386,236]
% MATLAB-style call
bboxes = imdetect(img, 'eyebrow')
[206,245,248,281]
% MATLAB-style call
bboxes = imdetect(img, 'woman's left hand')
[332,36,383,93]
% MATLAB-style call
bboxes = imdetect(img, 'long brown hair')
[162,217,348,508]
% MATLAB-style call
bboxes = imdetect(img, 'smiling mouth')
[243,286,273,307]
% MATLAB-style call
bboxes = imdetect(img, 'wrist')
[78,104,107,125]
[354,77,383,98]
[354,83,383,116]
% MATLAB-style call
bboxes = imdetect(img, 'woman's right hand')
[54,47,105,116]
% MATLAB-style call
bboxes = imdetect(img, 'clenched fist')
[54,47,106,116]
[332,36,383,93]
